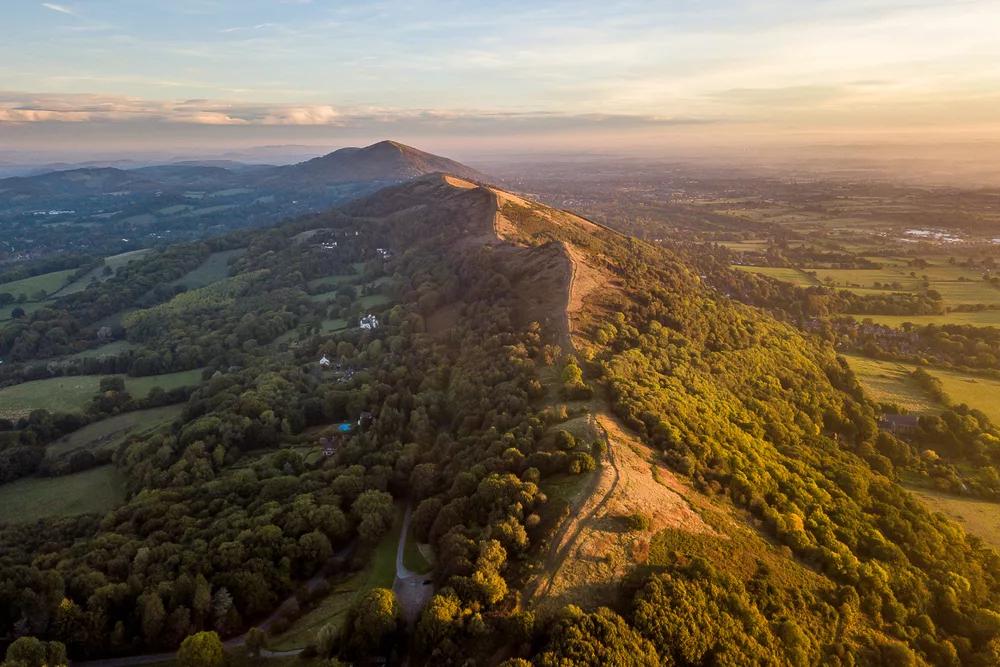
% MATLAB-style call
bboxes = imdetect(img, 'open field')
[320,318,348,333]
[56,249,154,296]
[47,405,183,457]
[733,265,817,287]
[907,486,1000,549]
[169,249,244,289]
[359,294,390,308]
[307,274,357,291]
[0,465,125,523]
[932,369,1000,423]
[0,269,76,299]
[402,520,433,575]
[268,506,404,651]
[0,301,46,323]
[840,353,938,414]
[863,311,1000,328]
[65,340,139,361]
[0,369,203,419]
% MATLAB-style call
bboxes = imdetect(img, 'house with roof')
[879,414,920,434]
[319,355,331,368]
[360,314,379,330]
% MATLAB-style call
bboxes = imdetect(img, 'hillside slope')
[3,173,1000,666]
[267,140,491,186]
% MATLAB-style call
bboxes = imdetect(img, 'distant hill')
[266,140,492,186]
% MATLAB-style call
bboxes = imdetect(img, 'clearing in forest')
[0,465,125,523]
[907,486,1000,550]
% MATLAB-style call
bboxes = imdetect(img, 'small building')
[360,314,379,330]
[319,355,331,368]
[879,414,919,434]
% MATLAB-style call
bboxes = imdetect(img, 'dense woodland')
[2,176,1000,666]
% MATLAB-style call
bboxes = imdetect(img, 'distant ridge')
[270,140,492,185]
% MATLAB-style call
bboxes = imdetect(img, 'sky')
[2,0,1000,157]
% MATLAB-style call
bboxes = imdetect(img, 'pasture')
[0,465,125,523]
[932,369,1000,424]
[839,354,938,414]
[906,486,1000,549]
[863,311,1000,328]
[733,265,818,287]
[0,369,203,419]
[0,269,76,299]
[47,405,183,457]
[169,249,244,289]
[56,249,153,296]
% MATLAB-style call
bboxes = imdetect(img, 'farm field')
[863,311,1000,328]
[307,274,357,291]
[906,486,1000,549]
[169,249,244,289]
[0,301,46,323]
[358,294,391,308]
[0,368,203,419]
[733,265,818,287]
[56,249,154,296]
[932,369,1000,424]
[839,353,938,414]
[0,269,76,299]
[47,405,184,457]
[268,506,404,651]
[320,318,348,333]
[0,465,125,523]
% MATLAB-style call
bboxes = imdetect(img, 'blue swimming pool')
[337,423,352,432]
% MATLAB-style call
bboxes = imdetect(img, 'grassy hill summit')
[274,140,493,186]
[2,170,1000,666]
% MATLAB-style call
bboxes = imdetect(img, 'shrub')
[625,512,651,532]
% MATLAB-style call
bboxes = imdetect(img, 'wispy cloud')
[41,3,77,17]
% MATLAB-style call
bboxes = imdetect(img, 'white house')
[319,355,331,368]
[360,314,379,330]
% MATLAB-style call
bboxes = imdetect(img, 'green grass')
[307,274,357,291]
[359,294,390,308]
[907,486,1000,549]
[0,369,203,419]
[931,369,1000,424]
[157,204,195,215]
[0,269,76,299]
[268,505,404,651]
[179,204,236,218]
[57,249,155,297]
[862,311,1000,328]
[839,353,938,414]
[210,188,251,197]
[47,405,183,457]
[169,249,244,289]
[320,318,348,334]
[402,519,433,575]
[0,301,47,323]
[732,265,818,287]
[64,340,139,361]
[0,465,125,523]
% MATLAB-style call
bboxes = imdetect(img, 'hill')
[266,140,492,186]
[2,173,1000,666]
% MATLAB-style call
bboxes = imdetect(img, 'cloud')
[0,92,721,129]
[40,3,77,16]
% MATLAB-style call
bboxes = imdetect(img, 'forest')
[2,174,1000,666]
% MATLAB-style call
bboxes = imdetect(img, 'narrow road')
[392,503,433,631]
[73,540,357,667]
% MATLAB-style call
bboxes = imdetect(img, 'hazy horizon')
[2,0,999,172]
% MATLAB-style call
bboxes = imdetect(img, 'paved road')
[392,503,434,630]
[73,540,357,667]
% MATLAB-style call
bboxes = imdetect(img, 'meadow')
[839,353,938,414]
[906,486,1000,549]
[0,369,203,419]
[46,405,184,457]
[0,465,125,523]
[169,249,245,289]
[863,311,1000,328]
[733,265,818,287]
[932,369,1000,424]
[0,269,77,299]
